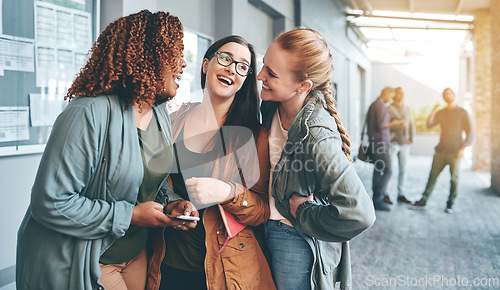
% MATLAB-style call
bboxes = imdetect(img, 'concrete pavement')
[349,155,500,289]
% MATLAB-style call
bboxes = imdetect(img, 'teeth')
[262,84,271,90]
[218,76,233,85]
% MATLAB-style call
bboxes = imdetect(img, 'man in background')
[411,88,473,213]
[367,87,401,211]
[386,87,415,204]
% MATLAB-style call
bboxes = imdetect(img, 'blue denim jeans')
[264,220,313,290]
[390,143,410,197]
[372,144,392,202]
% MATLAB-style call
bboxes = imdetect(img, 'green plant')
[411,104,442,133]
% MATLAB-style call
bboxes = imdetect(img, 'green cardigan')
[16,95,180,289]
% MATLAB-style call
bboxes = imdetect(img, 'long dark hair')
[201,35,260,137]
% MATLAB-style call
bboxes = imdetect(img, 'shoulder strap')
[360,115,368,142]
[219,128,247,188]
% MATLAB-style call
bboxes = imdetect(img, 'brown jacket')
[166,103,276,289]
[145,227,168,289]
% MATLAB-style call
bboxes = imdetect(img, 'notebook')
[218,204,247,253]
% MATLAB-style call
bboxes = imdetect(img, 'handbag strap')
[219,128,247,188]
[360,115,368,142]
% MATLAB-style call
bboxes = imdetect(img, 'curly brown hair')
[65,10,184,110]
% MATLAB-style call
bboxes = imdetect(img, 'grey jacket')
[16,95,180,289]
[261,92,376,290]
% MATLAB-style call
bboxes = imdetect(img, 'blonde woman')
[258,28,376,289]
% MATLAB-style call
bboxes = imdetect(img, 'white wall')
[371,61,459,109]
[122,0,217,38]
[301,0,372,144]
[0,154,42,269]
[261,0,295,32]
[233,1,274,54]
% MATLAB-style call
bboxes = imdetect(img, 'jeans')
[264,220,313,290]
[371,144,392,202]
[390,143,410,197]
[159,264,207,290]
[421,151,461,206]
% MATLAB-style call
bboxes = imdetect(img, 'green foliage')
[184,50,194,63]
[411,104,442,133]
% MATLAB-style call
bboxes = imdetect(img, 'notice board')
[0,0,98,156]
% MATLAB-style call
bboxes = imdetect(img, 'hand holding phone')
[174,215,200,221]
[164,200,199,229]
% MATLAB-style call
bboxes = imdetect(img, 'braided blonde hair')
[275,28,352,161]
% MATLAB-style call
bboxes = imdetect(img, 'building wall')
[0,154,41,271]
[491,0,500,193]
[474,9,492,172]
[301,0,372,144]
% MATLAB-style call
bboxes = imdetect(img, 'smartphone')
[174,215,200,221]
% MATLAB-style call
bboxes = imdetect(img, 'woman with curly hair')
[159,35,275,289]
[258,28,376,289]
[16,10,197,290]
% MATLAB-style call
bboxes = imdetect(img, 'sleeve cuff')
[220,182,238,207]
[112,201,134,238]
[296,200,315,218]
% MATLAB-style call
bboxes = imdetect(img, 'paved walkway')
[349,155,500,289]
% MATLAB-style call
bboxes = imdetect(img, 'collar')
[284,91,325,146]
[169,102,200,142]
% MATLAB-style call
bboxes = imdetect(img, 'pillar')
[473,9,491,172]
[490,0,500,192]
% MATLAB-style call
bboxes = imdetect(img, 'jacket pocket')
[217,227,262,288]
[317,239,342,274]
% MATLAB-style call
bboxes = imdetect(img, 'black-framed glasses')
[210,51,253,76]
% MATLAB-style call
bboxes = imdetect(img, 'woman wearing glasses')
[160,35,275,289]
[258,28,376,289]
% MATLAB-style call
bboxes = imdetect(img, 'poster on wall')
[0,0,2,35]
[39,0,86,11]
[0,34,35,74]
[29,93,65,127]
[34,1,92,88]
[0,0,96,156]
[0,106,30,143]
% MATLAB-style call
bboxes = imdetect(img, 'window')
[167,30,211,112]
